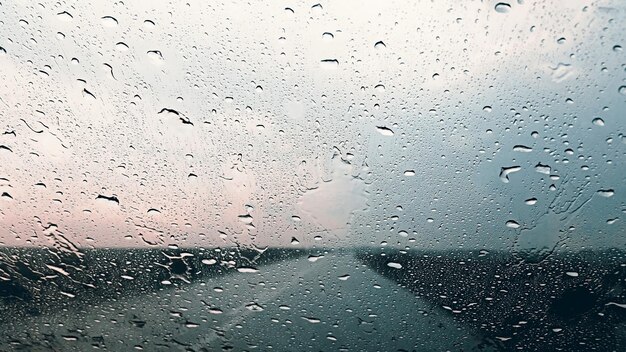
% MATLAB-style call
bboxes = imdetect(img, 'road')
[1,252,489,351]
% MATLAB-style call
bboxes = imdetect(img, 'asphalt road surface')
[0,252,489,352]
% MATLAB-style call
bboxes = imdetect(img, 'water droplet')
[483,106,493,112]
[147,207,162,214]
[592,117,605,126]
[338,274,350,281]
[619,86,626,95]
[147,50,164,62]
[499,166,521,183]
[374,84,385,92]
[301,316,321,323]
[606,302,626,309]
[116,42,129,51]
[557,37,566,44]
[376,126,394,136]
[82,88,96,100]
[565,271,579,277]
[57,11,74,21]
[143,19,155,28]
[398,230,408,237]
[494,3,511,13]
[308,255,324,262]
[237,267,259,273]
[319,59,339,70]
[403,170,415,176]
[46,264,70,276]
[506,220,521,229]
[60,291,76,298]
[238,214,253,223]
[290,237,300,245]
[524,198,538,205]
[387,262,402,269]
[597,189,614,198]
[245,303,264,311]
[535,163,551,175]
[202,258,217,265]
[322,32,334,41]
[101,16,118,27]
[96,194,119,205]
[374,41,386,49]
[513,145,532,152]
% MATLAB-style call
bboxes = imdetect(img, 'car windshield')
[1,1,625,351]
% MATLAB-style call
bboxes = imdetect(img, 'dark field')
[1,247,625,351]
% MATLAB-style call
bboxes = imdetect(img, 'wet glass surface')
[0,1,625,351]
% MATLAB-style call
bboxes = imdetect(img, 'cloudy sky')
[0,0,624,252]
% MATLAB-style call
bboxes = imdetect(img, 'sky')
[0,0,624,252]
